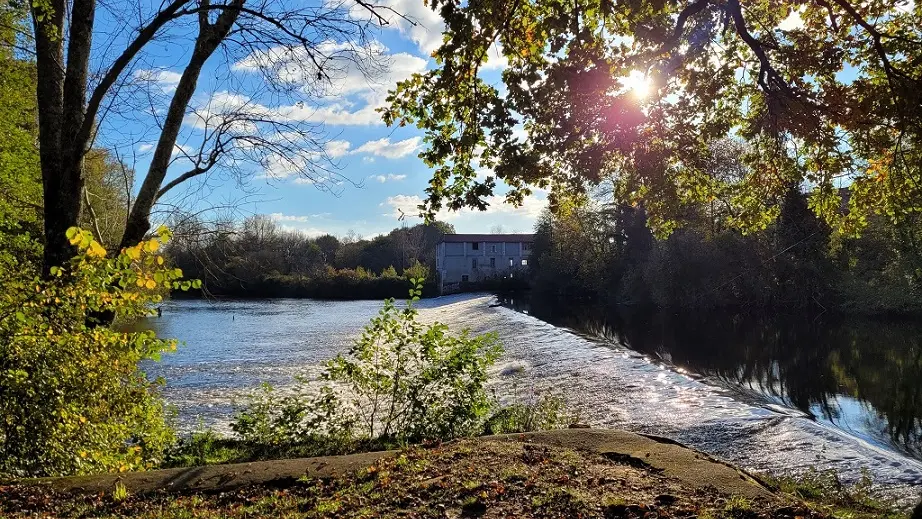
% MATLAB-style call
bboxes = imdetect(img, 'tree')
[385,0,922,236]
[0,3,41,228]
[80,149,134,249]
[23,0,407,272]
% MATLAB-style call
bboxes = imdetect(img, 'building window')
[472,258,478,269]
[522,242,529,252]
[471,242,479,250]
[462,275,469,283]
[521,259,528,266]
[509,258,514,267]
[490,257,496,268]
[491,244,496,252]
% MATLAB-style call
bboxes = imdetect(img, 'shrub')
[0,226,195,477]
[233,278,502,445]
[483,394,579,435]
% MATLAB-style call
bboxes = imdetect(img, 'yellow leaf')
[145,279,157,290]
[125,246,141,260]
[146,239,160,253]
[88,241,107,258]
[156,256,164,265]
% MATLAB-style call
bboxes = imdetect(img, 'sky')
[91,0,545,239]
[89,0,875,240]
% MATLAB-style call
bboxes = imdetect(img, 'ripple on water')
[145,295,922,505]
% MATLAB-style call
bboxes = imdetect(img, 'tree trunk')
[33,0,98,273]
[120,0,243,249]
[32,1,69,272]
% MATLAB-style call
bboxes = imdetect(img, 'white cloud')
[778,7,804,31]
[383,192,547,222]
[233,42,428,126]
[325,139,352,158]
[184,91,268,133]
[339,0,445,55]
[482,43,508,71]
[269,212,310,222]
[137,143,154,153]
[278,224,330,238]
[171,143,192,158]
[353,136,421,158]
[262,153,310,179]
[369,174,407,183]
[135,68,182,92]
[384,194,426,218]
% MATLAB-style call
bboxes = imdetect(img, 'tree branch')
[74,0,190,165]
[829,0,915,88]
[83,186,104,243]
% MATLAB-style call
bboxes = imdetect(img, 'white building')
[435,234,535,292]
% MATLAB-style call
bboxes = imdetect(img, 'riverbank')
[0,430,903,518]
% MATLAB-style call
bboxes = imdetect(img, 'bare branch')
[83,186,104,243]
[75,0,190,164]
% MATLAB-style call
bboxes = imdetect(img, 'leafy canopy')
[385,0,922,236]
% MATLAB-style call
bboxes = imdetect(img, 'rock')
[603,503,647,518]
[653,494,678,506]
[773,505,801,518]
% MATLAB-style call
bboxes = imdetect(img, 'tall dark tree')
[25,0,406,272]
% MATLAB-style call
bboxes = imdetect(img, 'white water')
[142,294,922,505]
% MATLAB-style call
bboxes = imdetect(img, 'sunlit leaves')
[0,226,197,477]
[388,0,922,237]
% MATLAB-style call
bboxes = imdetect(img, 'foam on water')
[143,295,922,504]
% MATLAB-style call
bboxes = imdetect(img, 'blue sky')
[91,0,546,239]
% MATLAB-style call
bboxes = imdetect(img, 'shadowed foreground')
[0,430,904,518]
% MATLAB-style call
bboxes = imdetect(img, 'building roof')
[440,233,535,243]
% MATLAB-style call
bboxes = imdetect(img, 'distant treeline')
[529,186,922,316]
[164,215,452,299]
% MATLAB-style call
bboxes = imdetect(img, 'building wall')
[437,240,532,288]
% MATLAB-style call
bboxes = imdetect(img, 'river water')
[137,295,922,504]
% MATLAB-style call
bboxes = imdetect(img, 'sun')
[620,70,651,99]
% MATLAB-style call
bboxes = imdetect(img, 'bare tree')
[29,0,410,272]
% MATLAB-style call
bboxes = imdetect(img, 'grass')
[161,429,400,469]
[761,469,908,519]
[1,439,890,519]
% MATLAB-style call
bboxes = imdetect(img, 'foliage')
[326,278,502,441]
[529,182,922,312]
[0,4,41,227]
[763,469,904,519]
[166,215,451,299]
[386,0,922,238]
[80,148,135,249]
[0,226,198,477]
[233,279,502,446]
[483,394,578,435]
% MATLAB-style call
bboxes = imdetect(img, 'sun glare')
[621,70,651,99]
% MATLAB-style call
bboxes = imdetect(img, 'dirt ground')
[0,438,828,519]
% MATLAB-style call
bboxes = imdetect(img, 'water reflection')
[511,300,922,461]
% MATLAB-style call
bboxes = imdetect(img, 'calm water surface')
[509,301,922,462]
[136,296,922,503]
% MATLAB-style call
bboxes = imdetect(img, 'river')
[136,295,922,504]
